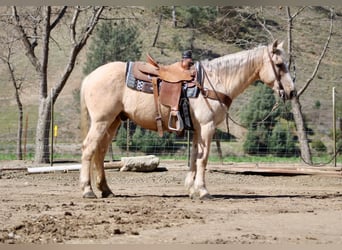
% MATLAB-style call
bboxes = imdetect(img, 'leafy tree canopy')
[83,21,142,75]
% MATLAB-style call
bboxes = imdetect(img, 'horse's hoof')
[189,190,200,200]
[101,190,115,198]
[189,193,197,200]
[199,193,213,200]
[83,191,97,199]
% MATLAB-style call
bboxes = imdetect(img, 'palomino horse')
[80,40,296,199]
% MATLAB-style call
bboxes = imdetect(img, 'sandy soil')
[0,160,341,244]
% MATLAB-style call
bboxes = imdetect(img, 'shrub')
[116,124,177,154]
[312,140,327,153]
[241,82,278,155]
[269,122,297,157]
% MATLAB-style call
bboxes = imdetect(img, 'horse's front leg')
[185,123,215,199]
[194,123,215,199]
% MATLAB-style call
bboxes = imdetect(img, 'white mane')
[202,45,267,99]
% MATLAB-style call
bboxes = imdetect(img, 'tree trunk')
[16,98,23,160]
[152,14,162,47]
[291,97,312,164]
[172,6,177,28]
[286,7,334,165]
[34,96,52,163]
[8,61,24,160]
[286,7,312,165]
[2,55,24,160]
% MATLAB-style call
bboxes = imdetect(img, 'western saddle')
[130,54,232,137]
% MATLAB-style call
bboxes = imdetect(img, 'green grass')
[0,153,34,161]
[1,152,340,166]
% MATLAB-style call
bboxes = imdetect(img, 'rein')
[197,62,232,132]
[197,61,232,108]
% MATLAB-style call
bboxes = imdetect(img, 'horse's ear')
[271,40,278,53]
[277,41,284,49]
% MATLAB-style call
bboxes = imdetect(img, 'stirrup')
[168,111,184,132]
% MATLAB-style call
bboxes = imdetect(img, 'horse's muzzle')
[289,89,297,99]
[279,89,296,101]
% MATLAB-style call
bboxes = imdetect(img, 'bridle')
[267,49,287,101]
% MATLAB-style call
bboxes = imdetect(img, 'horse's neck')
[209,46,265,100]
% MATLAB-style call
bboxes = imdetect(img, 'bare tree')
[0,34,25,160]
[10,6,104,163]
[286,7,334,165]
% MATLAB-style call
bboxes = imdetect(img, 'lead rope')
[282,104,341,168]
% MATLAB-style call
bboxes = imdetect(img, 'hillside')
[0,6,341,157]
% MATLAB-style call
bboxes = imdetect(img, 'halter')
[267,49,287,101]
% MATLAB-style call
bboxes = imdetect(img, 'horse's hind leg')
[92,118,121,198]
[81,121,109,198]
[185,130,199,199]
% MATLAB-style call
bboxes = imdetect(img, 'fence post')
[332,87,336,167]
[126,120,130,157]
[50,89,54,166]
[23,114,28,160]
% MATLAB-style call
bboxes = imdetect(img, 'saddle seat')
[133,54,194,83]
[132,54,196,135]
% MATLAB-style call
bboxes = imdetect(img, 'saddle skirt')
[125,60,202,98]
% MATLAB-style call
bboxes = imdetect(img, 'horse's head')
[259,40,296,101]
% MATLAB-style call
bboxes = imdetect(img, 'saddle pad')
[125,62,136,89]
[183,61,202,98]
[125,62,153,93]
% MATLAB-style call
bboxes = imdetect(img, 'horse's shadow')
[112,193,340,200]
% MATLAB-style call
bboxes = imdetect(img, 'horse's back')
[82,61,126,89]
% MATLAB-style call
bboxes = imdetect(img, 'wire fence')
[0,88,341,166]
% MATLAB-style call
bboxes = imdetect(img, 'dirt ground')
[0,160,342,244]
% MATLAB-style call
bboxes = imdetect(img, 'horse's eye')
[276,63,283,68]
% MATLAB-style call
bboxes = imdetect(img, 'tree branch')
[286,6,307,71]
[53,6,104,102]
[79,6,104,45]
[11,6,42,73]
[50,6,67,30]
[297,8,334,97]
[255,8,274,41]
[70,6,80,46]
